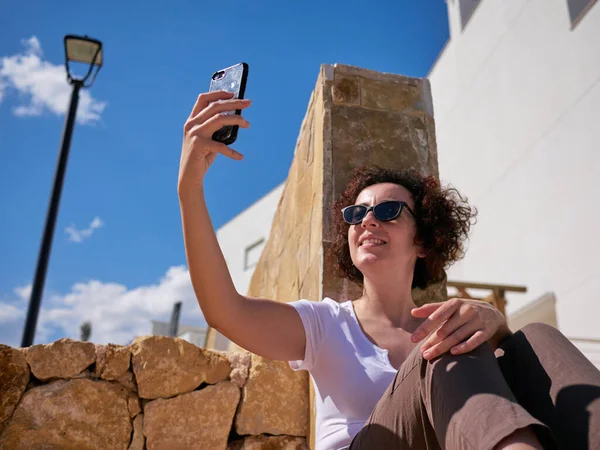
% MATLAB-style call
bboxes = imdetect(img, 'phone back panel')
[209,63,248,145]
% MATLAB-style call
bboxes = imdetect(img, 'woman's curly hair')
[329,166,477,289]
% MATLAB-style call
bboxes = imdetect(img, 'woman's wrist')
[178,180,204,203]
[489,320,513,350]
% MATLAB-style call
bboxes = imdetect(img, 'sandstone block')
[128,395,141,418]
[115,370,137,392]
[144,381,240,450]
[236,355,309,436]
[128,414,145,450]
[225,351,252,388]
[25,338,96,381]
[329,106,436,196]
[228,435,309,450]
[0,345,30,433]
[0,378,131,449]
[96,343,131,380]
[360,76,423,112]
[130,335,231,399]
[331,75,360,106]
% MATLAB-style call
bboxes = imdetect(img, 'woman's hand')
[178,91,251,195]
[410,298,512,360]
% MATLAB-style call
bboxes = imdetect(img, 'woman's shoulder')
[290,297,352,319]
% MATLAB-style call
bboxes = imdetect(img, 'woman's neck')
[354,276,421,330]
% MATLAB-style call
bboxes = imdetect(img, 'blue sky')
[0,0,449,347]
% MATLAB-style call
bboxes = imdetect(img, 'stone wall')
[0,338,308,450]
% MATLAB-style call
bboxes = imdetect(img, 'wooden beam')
[447,280,527,293]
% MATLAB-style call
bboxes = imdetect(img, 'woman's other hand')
[410,298,512,360]
[178,91,251,195]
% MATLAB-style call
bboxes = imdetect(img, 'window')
[567,0,598,28]
[244,238,265,271]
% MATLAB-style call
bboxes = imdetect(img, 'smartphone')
[209,62,249,145]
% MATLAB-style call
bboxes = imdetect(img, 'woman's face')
[348,183,423,277]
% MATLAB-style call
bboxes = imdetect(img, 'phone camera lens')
[212,71,225,81]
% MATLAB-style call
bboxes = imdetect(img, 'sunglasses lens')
[374,201,401,221]
[343,205,367,224]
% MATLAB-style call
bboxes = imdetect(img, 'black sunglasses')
[341,200,416,225]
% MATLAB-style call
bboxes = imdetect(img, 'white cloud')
[0,79,6,102]
[65,216,104,243]
[0,266,205,347]
[0,304,24,323]
[14,284,32,301]
[0,36,107,124]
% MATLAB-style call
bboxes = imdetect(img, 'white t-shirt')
[288,297,397,450]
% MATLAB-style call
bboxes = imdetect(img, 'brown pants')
[349,323,600,450]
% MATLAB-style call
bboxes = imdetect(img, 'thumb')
[411,302,443,317]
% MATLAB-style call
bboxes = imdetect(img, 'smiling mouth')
[360,239,387,247]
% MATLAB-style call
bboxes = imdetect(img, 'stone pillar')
[321,64,444,305]
[231,64,445,449]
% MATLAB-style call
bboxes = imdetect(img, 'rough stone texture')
[236,355,309,436]
[71,369,93,379]
[0,345,30,434]
[0,378,131,449]
[228,435,309,450]
[225,351,252,388]
[25,338,96,381]
[128,395,141,418]
[115,370,137,393]
[128,414,144,450]
[130,335,231,399]
[96,343,131,380]
[144,381,240,450]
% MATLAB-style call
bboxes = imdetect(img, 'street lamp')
[21,35,103,347]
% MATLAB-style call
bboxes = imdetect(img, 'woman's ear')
[414,238,426,259]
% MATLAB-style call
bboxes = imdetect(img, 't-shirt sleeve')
[288,298,338,372]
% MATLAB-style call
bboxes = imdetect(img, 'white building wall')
[178,330,207,348]
[429,0,600,361]
[211,183,285,349]
[217,183,285,296]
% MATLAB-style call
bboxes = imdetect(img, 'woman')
[178,91,600,450]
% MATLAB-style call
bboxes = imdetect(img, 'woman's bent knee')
[520,322,560,336]
[518,322,568,345]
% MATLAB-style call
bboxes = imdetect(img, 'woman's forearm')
[179,188,240,327]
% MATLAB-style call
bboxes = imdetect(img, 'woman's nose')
[361,211,379,227]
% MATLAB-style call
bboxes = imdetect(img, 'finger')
[189,91,234,118]
[411,299,461,343]
[192,113,251,137]
[450,330,489,355]
[411,302,443,318]
[422,324,480,360]
[420,308,471,353]
[204,140,244,161]
[192,98,252,124]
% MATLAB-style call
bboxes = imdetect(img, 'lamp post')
[169,302,182,337]
[21,35,103,347]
